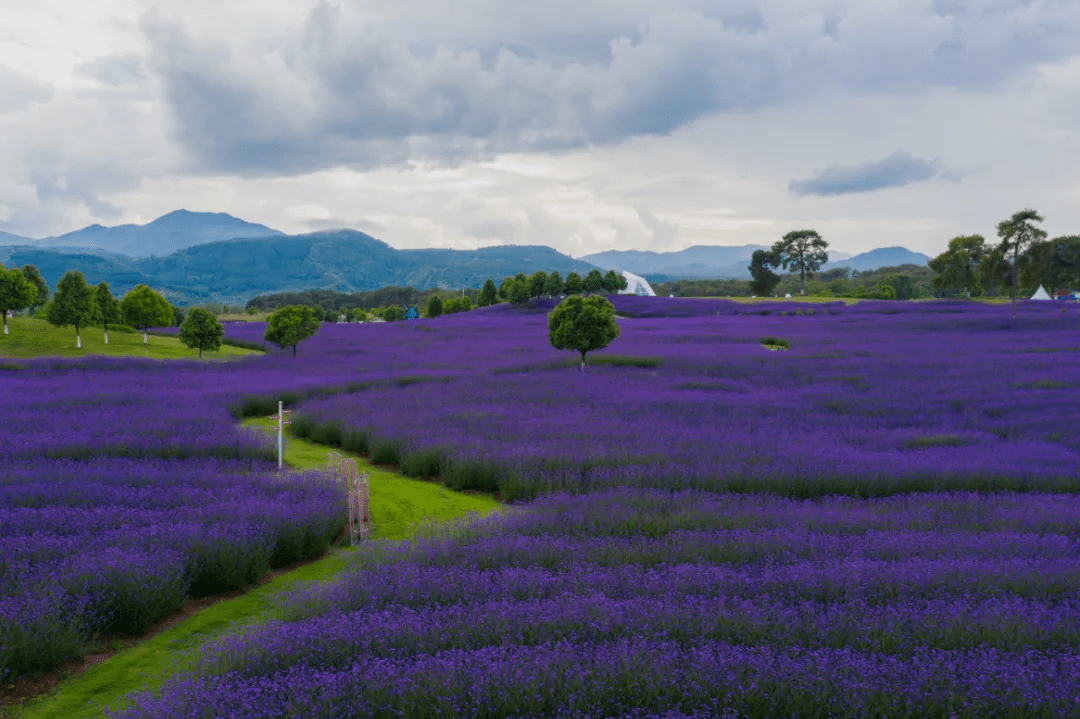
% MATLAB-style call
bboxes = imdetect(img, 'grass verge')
[13,421,500,719]
[0,317,259,360]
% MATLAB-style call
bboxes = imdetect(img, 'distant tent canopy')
[619,271,656,297]
[1031,285,1052,301]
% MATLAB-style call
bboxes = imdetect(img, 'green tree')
[929,235,986,297]
[20,264,49,313]
[545,271,565,296]
[178,307,224,358]
[46,270,96,348]
[426,294,444,317]
[172,305,186,326]
[499,277,514,301]
[979,244,1013,298]
[478,279,499,307]
[527,271,548,299]
[120,285,173,344]
[94,281,123,345]
[996,208,1047,317]
[1024,236,1080,293]
[583,269,604,295]
[264,305,320,356]
[514,272,527,284]
[564,272,583,295]
[617,273,629,292]
[772,230,829,295]
[0,264,37,337]
[383,305,403,321]
[548,295,620,372]
[748,249,782,296]
[508,278,530,306]
[601,270,621,294]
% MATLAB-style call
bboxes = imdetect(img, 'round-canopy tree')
[178,307,224,358]
[564,272,583,296]
[548,295,620,372]
[20,264,49,313]
[0,264,37,337]
[46,270,96,348]
[264,305,320,356]
[95,281,123,345]
[426,294,444,318]
[478,279,499,307]
[120,285,173,344]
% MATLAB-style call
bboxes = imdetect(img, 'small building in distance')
[619,271,656,297]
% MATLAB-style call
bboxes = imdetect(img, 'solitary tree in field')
[772,230,829,295]
[46,270,96,348]
[264,305,320,356]
[748,249,783,296]
[478,279,499,307]
[120,285,173,344]
[544,271,565,297]
[95,281,123,345]
[20,264,49,313]
[426,294,444,317]
[548,295,620,372]
[997,209,1047,317]
[0,265,37,336]
[564,272,583,296]
[178,307,224,358]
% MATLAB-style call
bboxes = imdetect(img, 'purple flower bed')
[4,295,1080,708]
[110,489,1080,718]
[289,298,1080,500]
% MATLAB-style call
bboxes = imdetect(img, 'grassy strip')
[0,317,258,360]
[15,422,500,719]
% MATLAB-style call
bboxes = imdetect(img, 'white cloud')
[0,0,1077,261]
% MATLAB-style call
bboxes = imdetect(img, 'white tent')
[1031,285,1052,301]
[619,271,656,297]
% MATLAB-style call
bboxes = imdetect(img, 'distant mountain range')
[580,245,928,280]
[0,210,933,304]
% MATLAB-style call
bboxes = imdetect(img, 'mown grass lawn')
[0,316,259,360]
[14,420,500,719]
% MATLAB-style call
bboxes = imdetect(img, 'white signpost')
[270,401,292,470]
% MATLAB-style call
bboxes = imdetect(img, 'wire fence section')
[327,451,370,545]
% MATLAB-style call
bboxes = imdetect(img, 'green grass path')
[0,316,257,360]
[17,421,500,719]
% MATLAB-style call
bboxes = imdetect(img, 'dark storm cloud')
[136,1,1080,177]
[788,152,960,196]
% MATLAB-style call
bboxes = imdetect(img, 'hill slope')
[8,230,602,305]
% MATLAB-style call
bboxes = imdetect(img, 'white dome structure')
[619,271,656,297]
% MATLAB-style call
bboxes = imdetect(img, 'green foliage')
[172,305,186,326]
[178,307,225,358]
[426,294,444,317]
[382,305,405,322]
[527,271,548,299]
[548,295,620,369]
[120,285,173,335]
[564,271,583,295]
[652,278,753,298]
[478,279,499,307]
[760,336,790,350]
[264,305,320,356]
[748,249,782,296]
[0,263,38,335]
[772,230,828,295]
[1021,235,1080,294]
[20,263,49,311]
[583,269,604,295]
[46,270,96,344]
[444,296,473,314]
[544,271,565,296]
[929,235,986,297]
[508,279,531,306]
[602,269,621,293]
[997,208,1047,315]
[94,281,123,333]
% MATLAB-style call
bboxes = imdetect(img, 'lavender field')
[5,297,1080,717]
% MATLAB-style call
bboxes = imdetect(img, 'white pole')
[278,400,283,470]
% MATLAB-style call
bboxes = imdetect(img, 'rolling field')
[4,296,1080,717]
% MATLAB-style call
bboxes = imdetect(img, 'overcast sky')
[2,0,1079,257]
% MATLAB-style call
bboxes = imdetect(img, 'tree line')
[0,266,229,357]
